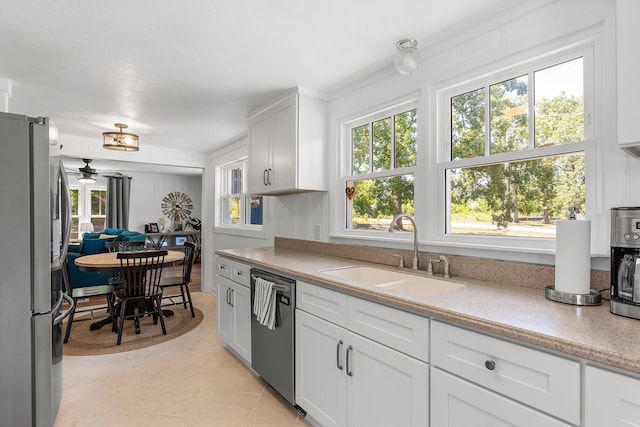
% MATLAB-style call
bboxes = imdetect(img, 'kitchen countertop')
[217,246,640,375]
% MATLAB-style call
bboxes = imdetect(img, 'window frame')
[216,157,263,232]
[432,44,596,253]
[70,183,108,239]
[337,95,420,238]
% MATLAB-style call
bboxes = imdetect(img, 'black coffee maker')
[611,207,640,319]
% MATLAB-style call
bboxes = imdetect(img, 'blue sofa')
[66,228,147,290]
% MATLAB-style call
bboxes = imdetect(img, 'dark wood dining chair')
[159,241,196,317]
[104,241,146,287]
[62,259,116,343]
[113,250,168,345]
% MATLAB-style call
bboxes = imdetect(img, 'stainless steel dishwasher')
[250,268,296,406]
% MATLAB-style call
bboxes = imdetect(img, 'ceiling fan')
[65,158,121,183]
[77,159,97,183]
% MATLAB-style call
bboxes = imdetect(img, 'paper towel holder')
[545,285,602,305]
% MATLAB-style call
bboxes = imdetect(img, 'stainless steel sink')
[319,266,466,297]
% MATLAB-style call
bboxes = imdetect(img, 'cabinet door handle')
[229,289,234,307]
[267,168,272,185]
[484,360,496,371]
[346,345,353,377]
[226,288,230,305]
[336,340,344,370]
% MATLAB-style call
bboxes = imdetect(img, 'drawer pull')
[336,340,344,370]
[485,360,496,371]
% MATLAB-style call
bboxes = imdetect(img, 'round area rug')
[63,306,204,356]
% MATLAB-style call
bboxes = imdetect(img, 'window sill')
[214,225,269,240]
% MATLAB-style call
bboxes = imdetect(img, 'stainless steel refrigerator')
[0,111,73,426]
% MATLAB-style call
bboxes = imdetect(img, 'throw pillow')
[82,237,115,255]
[78,232,101,253]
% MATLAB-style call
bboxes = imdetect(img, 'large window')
[90,189,107,231]
[69,185,107,239]
[220,160,262,227]
[343,101,417,231]
[442,53,589,239]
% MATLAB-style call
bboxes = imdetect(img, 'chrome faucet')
[388,214,419,270]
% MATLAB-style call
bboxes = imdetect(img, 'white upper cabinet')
[617,0,640,155]
[248,88,327,195]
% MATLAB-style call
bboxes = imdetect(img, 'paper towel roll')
[555,219,591,294]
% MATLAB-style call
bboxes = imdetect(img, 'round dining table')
[74,249,185,330]
[74,249,185,272]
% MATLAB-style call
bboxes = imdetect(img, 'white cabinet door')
[247,90,326,195]
[216,277,234,344]
[296,309,348,427]
[347,331,428,427]
[617,0,640,148]
[585,365,640,426]
[248,111,270,193]
[431,368,571,427]
[270,93,297,192]
[232,282,252,364]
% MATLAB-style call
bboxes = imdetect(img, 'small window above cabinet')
[248,88,327,195]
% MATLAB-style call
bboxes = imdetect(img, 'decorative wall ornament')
[161,191,193,230]
[345,186,356,200]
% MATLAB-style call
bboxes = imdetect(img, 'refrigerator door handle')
[59,160,72,262]
[53,293,74,326]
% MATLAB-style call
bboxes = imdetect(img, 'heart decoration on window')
[345,186,356,200]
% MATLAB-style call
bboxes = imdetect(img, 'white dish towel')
[253,276,277,330]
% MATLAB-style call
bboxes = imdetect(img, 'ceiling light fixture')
[78,173,96,184]
[102,123,139,151]
[394,38,418,75]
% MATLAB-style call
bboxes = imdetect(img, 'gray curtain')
[105,176,132,229]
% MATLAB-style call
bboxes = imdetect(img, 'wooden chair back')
[117,250,168,298]
[181,241,196,283]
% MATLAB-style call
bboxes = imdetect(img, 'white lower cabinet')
[296,309,347,427]
[585,365,640,426]
[431,367,571,426]
[296,302,429,427]
[296,281,429,427]
[346,331,428,427]
[216,258,251,364]
[431,320,580,426]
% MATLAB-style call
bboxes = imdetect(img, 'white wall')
[127,171,202,233]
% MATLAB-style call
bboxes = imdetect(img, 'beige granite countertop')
[216,245,640,375]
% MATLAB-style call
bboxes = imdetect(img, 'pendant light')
[103,123,139,151]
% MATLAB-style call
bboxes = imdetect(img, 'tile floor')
[54,292,312,426]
